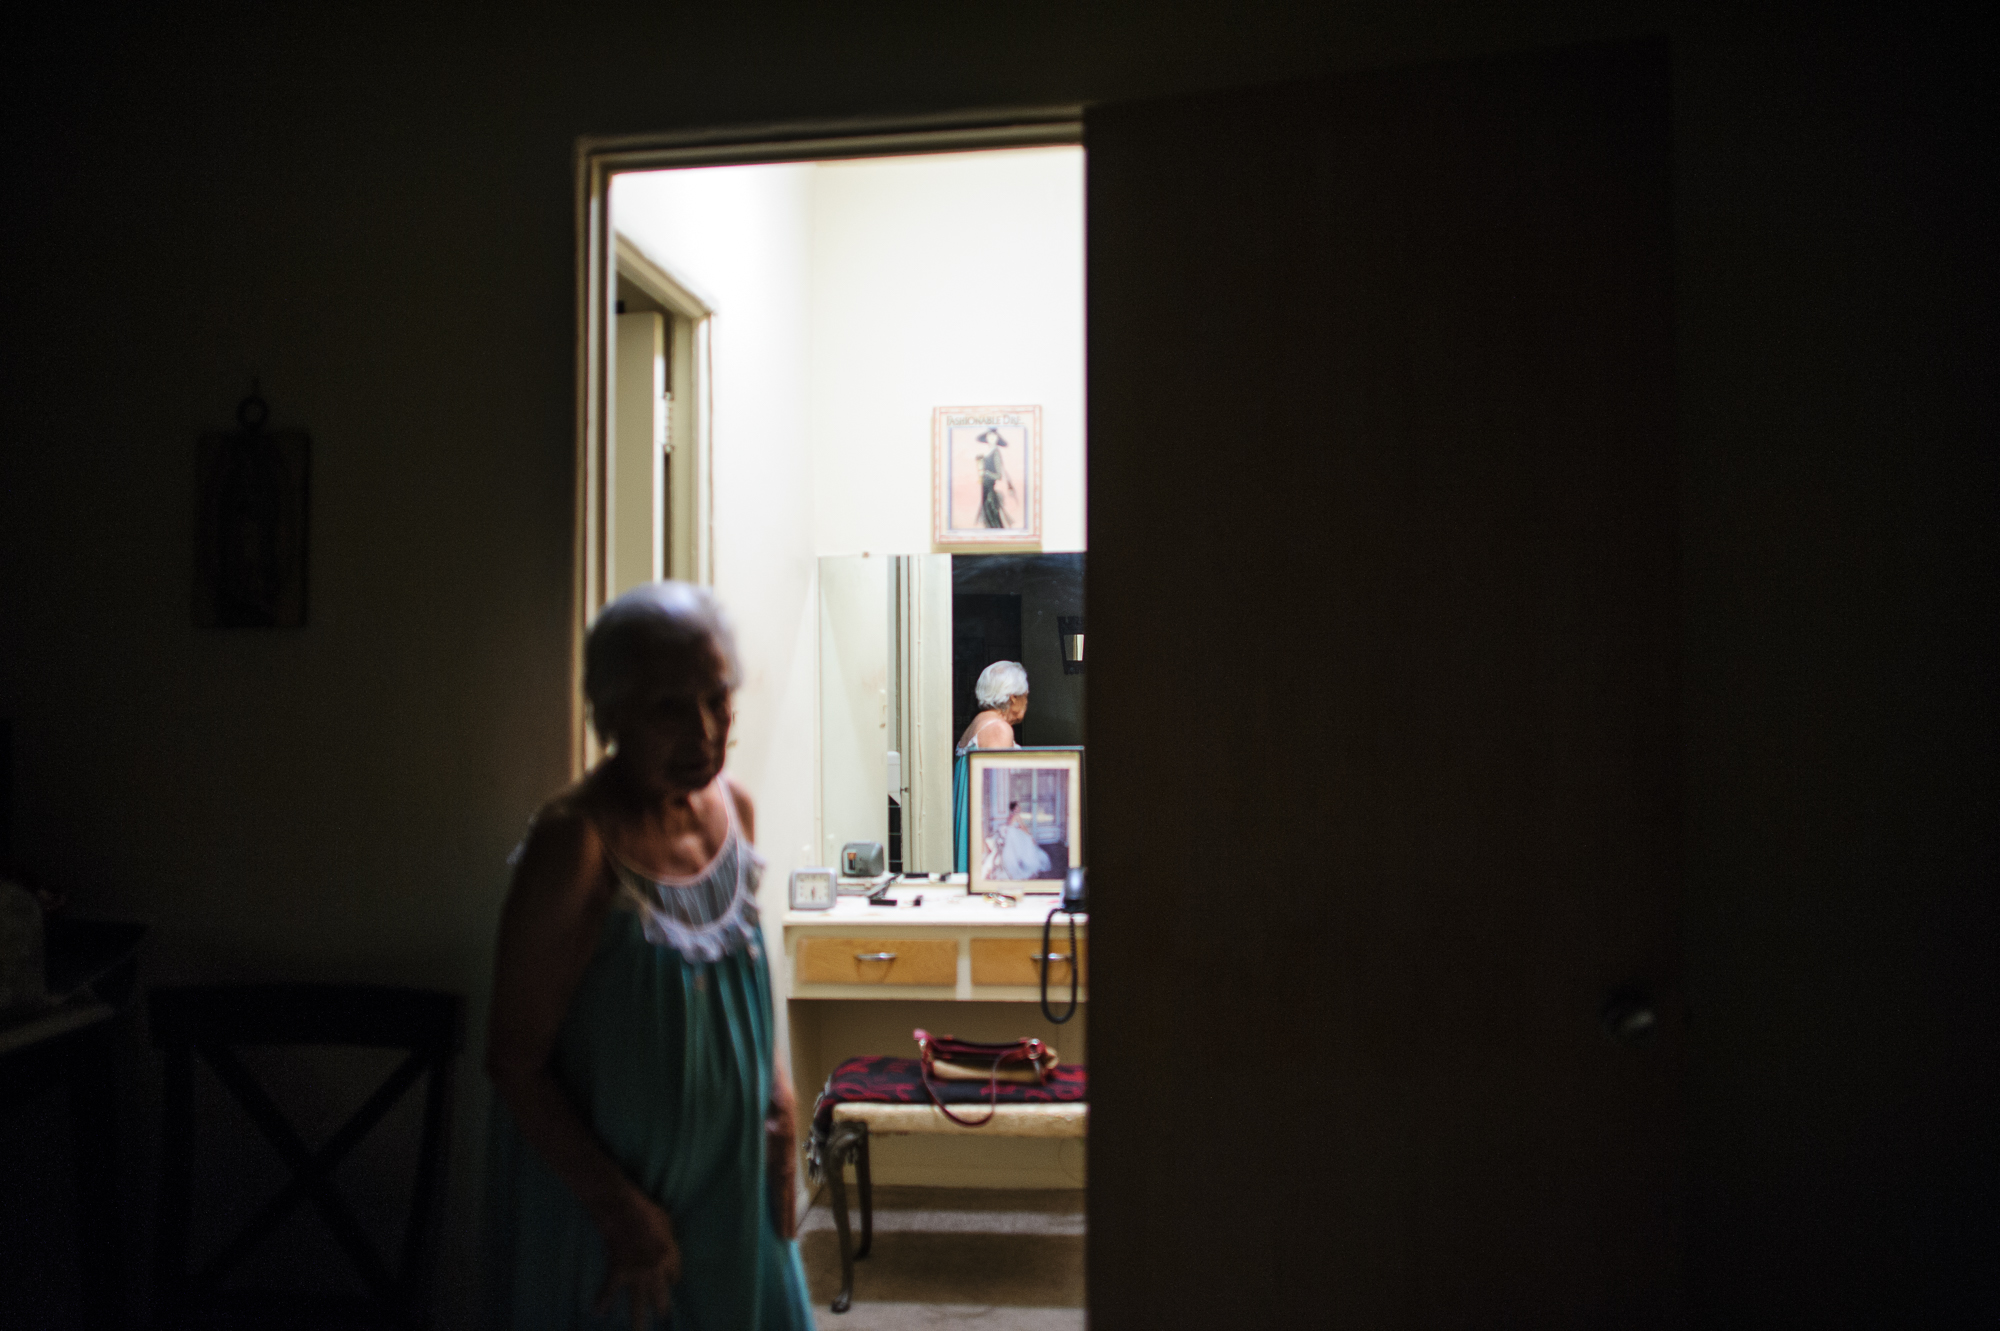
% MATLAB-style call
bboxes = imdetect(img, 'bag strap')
[915,1030,1000,1127]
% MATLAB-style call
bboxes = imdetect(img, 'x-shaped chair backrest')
[150,984,463,1330]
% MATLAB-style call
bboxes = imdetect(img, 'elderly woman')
[953,660,1029,872]
[959,659,1029,750]
[486,583,812,1331]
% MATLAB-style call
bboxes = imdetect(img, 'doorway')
[583,126,1090,1326]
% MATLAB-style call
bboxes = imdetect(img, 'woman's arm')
[720,776,800,1240]
[767,1058,799,1240]
[487,807,681,1322]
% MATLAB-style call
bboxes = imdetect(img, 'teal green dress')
[487,807,814,1330]
[953,747,972,873]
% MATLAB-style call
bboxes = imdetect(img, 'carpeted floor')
[800,1186,1085,1331]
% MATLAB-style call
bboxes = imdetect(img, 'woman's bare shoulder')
[513,786,609,903]
[960,709,1002,749]
[972,715,1016,748]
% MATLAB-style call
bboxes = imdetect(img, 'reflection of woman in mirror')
[959,660,1029,750]
[954,660,1028,872]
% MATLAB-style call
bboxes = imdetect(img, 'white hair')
[974,660,1029,710]
[584,582,742,742]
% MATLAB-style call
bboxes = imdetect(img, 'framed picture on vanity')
[932,406,1042,548]
[966,746,1081,893]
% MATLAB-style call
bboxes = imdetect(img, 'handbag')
[913,1028,1058,1126]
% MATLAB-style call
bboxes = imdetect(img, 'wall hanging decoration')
[1057,615,1085,675]
[194,384,310,628]
[933,405,1042,549]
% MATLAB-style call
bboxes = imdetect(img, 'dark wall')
[1,3,1991,1326]
[952,552,1086,749]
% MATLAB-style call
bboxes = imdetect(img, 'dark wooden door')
[1086,40,1681,1328]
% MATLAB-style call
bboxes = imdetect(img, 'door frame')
[572,112,1083,772]
[614,236,712,594]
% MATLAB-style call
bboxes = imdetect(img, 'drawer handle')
[854,951,898,962]
[1031,953,1070,963]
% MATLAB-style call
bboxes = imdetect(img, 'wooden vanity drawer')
[970,937,1088,988]
[796,937,957,986]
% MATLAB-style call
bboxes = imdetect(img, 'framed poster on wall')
[933,405,1043,548]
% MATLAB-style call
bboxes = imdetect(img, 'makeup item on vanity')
[913,1029,1059,1126]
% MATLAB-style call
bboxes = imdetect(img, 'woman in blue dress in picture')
[486,583,813,1330]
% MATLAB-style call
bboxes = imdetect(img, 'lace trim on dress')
[604,834,764,966]
[506,793,765,966]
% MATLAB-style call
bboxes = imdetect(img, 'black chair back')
[149,983,463,1330]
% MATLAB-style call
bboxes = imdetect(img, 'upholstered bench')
[820,1100,1089,1314]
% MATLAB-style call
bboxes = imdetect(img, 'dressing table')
[783,885,1087,1189]
[785,886,1087,1002]
[806,550,1089,1189]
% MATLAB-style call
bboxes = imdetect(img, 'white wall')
[809,148,1087,555]
[610,165,821,1001]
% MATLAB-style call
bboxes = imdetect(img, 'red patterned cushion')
[811,1054,1087,1139]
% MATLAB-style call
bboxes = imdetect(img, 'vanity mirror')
[818,552,1084,876]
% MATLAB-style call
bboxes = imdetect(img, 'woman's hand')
[767,1114,800,1240]
[767,1073,800,1240]
[593,1187,682,1330]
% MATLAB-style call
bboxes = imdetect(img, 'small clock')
[789,867,838,911]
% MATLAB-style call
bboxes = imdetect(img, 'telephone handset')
[1061,865,1087,913]
[1040,867,1085,1024]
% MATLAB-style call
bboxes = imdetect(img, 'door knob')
[1600,988,1657,1045]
